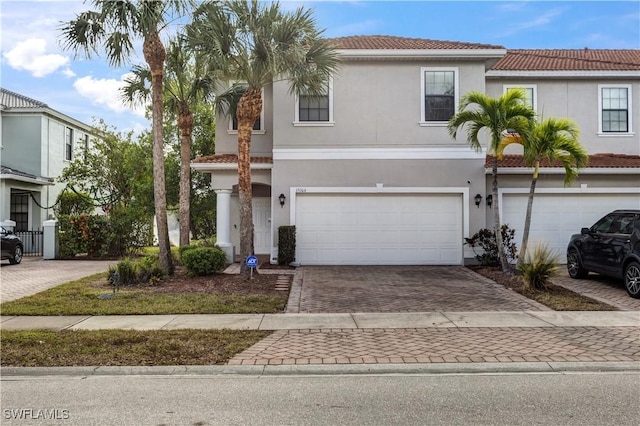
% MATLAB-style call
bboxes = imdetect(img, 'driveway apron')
[288,266,548,313]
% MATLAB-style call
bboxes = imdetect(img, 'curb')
[2,362,638,377]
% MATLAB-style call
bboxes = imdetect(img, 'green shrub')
[181,247,227,276]
[107,255,166,287]
[519,243,560,291]
[278,226,296,265]
[465,225,518,267]
[53,189,94,217]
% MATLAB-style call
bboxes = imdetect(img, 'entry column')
[215,189,233,262]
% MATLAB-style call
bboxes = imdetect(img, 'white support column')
[215,189,233,262]
[43,219,58,260]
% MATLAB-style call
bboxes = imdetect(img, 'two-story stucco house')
[1,88,93,232]
[192,36,640,265]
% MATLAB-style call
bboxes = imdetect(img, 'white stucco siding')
[272,60,490,149]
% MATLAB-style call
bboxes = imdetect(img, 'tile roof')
[487,154,640,168]
[491,49,640,71]
[192,154,273,164]
[328,35,504,50]
[1,88,48,109]
[0,165,53,182]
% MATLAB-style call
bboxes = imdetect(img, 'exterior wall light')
[279,193,286,208]
[486,194,493,208]
[474,193,483,208]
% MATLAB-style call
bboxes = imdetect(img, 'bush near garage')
[180,246,227,276]
[519,243,560,291]
[278,225,296,265]
[465,224,518,267]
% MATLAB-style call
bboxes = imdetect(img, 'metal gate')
[15,228,43,257]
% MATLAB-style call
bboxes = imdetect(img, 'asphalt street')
[2,371,639,425]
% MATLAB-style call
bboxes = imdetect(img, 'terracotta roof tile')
[193,154,272,164]
[492,49,640,71]
[328,35,504,50]
[487,154,640,168]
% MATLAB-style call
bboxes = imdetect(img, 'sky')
[1,0,639,135]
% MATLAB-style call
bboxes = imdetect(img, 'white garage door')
[295,193,463,265]
[502,192,640,259]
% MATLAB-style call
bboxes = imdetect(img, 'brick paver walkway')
[292,266,547,313]
[552,269,640,311]
[229,326,640,365]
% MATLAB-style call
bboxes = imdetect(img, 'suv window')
[593,213,635,234]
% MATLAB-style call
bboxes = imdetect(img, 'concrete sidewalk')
[2,311,638,331]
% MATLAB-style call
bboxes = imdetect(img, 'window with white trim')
[599,84,631,133]
[294,78,333,125]
[421,67,458,124]
[227,84,265,133]
[504,84,537,110]
[65,127,73,161]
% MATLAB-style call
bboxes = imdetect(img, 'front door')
[252,198,271,254]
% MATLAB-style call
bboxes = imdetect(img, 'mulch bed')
[94,266,286,296]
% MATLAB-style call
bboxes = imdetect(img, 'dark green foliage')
[53,189,95,217]
[181,247,227,276]
[465,225,518,267]
[278,226,296,265]
[108,255,165,287]
[58,212,150,258]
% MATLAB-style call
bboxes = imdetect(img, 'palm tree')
[60,0,188,274]
[448,90,535,272]
[122,38,218,247]
[499,117,588,269]
[186,0,339,273]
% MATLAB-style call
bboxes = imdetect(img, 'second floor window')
[421,68,458,123]
[599,85,630,133]
[231,116,262,131]
[504,85,537,110]
[295,79,333,125]
[65,127,73,161]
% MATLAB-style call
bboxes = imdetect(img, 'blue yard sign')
[246,255,258,268]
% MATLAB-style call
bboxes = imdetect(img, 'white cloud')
[62,68,76,78]
[3,38,69,77]
[73,74,147,117]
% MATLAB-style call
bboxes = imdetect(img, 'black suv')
[567,210,640,298]
[1,226,23,265]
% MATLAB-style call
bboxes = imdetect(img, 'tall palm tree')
[122,38,218,247]
[499,117,588,269]
[186,0,339,273]
[448,90,535,272]
[60,0,188,274]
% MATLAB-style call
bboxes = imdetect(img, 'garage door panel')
[503,193,640,259]
[296,193,463,265]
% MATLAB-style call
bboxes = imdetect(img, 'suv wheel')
[624,261,640,299]
[567,249,588,279]
[9,245,22,265]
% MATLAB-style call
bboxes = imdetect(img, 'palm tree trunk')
[144,31,173,275]
[492,156,509,271]
[236,87,262,273]
[517,162,539,270]
[178,102,193,247]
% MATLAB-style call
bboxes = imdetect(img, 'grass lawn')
[0,329,270,367]
[0,270,289,316]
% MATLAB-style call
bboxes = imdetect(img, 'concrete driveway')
[0,257,115,303]
[288,266,550,313]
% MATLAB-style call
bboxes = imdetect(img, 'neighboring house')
[192,36,640,265]
[0,88,93,232]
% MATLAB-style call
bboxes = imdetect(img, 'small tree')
[448,90,535,272]
[499,117,588,269]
